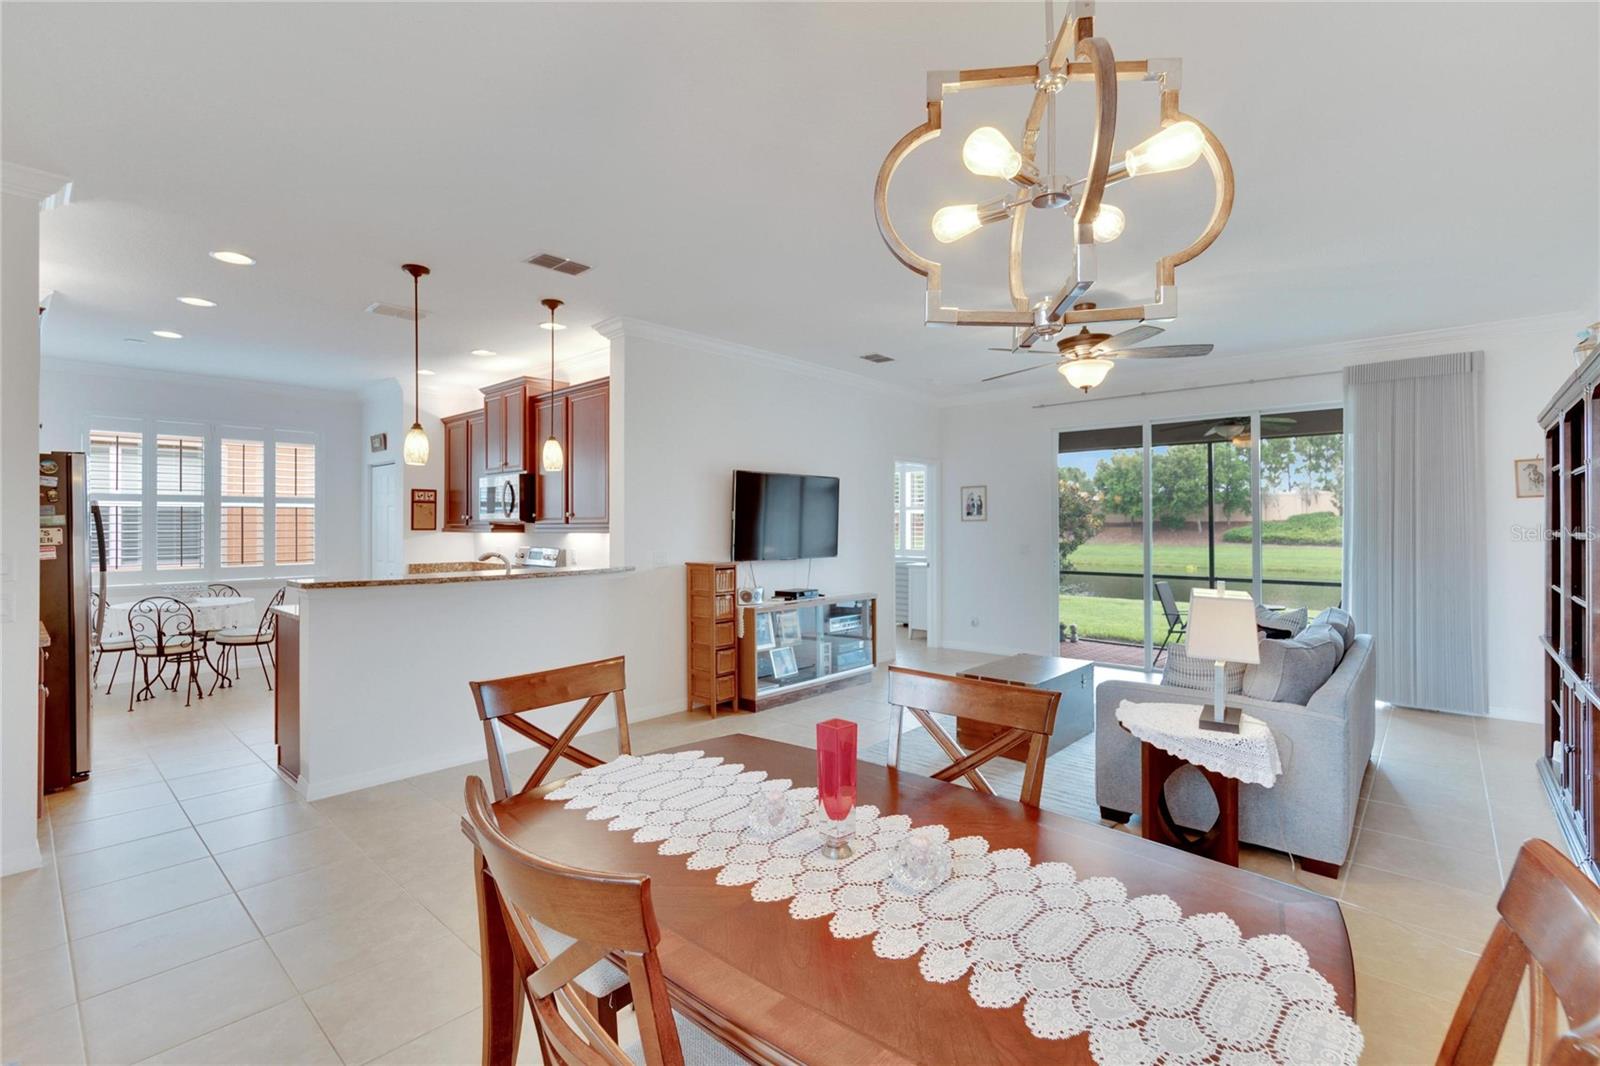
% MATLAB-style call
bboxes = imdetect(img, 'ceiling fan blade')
[981,362,1057,384]
[987,346,1022,353]
[1117,344,1214,359]
[1260,416,1298,425]
[1094,324,1165,353]
[1204,426,1231,436]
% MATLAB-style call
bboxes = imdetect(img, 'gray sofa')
[1093,633,1376,876]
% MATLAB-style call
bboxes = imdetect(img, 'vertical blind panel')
[276,442,315,498]
[156,435,205,495]
[88,431,142,494]
[220,504,264,567]
[276,505,315,564]
[156,502,205,570]
[90,503,143,571]
[221,439,265,497]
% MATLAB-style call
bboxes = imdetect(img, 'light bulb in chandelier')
[932,204,983,244]
[403,422,430,465]
[1123,121,1206,177]
[962,127,1023,180]
[541,436,564,474]
[1091,204,1126,243]
[1059,356,1114,393]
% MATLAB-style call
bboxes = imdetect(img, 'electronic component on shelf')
[774,588,820,600]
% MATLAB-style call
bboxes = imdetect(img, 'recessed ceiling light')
[417,369,436,376]
[151,330,183,339]
[470,349,496,357]
[539,322,567,331]
[178,296,217,307]
[209,250,255,266]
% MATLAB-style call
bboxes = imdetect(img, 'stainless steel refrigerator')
[39,451,101,790]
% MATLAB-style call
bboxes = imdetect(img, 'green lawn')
[1065,541,1342,584]
[1058,595,1151,644]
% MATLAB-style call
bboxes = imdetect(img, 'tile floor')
[0,633,1572,1064]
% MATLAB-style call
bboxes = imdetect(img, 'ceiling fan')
[980,303,1213,392]
[1204,415,1297,445]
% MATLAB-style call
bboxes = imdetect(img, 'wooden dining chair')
[463,776,744,1066]
[469,656,635,1037]
[885,666,1061,808]
[469,655,632,804]
[1438,839,1600,1065]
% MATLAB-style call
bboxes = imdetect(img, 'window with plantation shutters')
[275,441,315,564]
[220,439,264,567]
[155,433,205,569]
[894,463,928,556]
[88,430,143,571]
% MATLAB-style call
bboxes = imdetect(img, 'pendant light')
[401,263,431,466]
[539,298,565,473]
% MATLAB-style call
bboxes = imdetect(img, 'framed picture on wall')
[961,485,988,521]
[1514,458,1546,498]
[410,488,438,530]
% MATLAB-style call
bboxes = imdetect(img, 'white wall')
[37,359,365,592]
[937,312,1591,721]
[613,319,941,709]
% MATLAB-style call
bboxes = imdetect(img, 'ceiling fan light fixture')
[931,204,983,244]
[1059,356,1114,393]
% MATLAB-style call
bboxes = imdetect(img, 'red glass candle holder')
[816,719,858,858]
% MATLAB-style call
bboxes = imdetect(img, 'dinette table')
[477,734,1356,1065]
[104,596,256,689]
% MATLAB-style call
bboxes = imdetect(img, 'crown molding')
[2,162,71,206]
[939,308,1593,410]
[591,316,940,402]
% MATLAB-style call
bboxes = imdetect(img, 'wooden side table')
[1138,740,1240,867]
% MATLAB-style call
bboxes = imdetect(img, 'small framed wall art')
[1513,458,1546,498]
[961,484,988,521]
[411,488,438,530]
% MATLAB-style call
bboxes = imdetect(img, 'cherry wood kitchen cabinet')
[442,412,476,531]
[531,378,609,531]
[482,376,563,475]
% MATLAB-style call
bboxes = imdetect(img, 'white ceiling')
[5,2,1597,401]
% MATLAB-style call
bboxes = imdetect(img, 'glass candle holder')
[816,718,858,860]
[747,789,797,840]
[890,832,953,894]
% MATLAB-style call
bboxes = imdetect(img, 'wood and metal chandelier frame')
[873,0,1234,351]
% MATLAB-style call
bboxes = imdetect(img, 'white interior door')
[369,463,402,579]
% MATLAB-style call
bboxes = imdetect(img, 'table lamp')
[1184,584,1260,733]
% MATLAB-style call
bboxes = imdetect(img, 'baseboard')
[2,838,43,877]
[1485,703,1542,723]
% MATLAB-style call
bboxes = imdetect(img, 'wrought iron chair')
[212,586,286,691]
[205,583,242,598]
[1154,580,1188,664]
[127,596,206,710]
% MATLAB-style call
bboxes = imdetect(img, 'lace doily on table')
[545,751,1359,1064]
[1115,701,1284,788]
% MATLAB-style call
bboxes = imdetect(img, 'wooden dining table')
[477,734,1355,1065]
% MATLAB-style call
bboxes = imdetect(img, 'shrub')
[1221,512,1342,545]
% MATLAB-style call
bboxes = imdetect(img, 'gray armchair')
[1093,634,1376,876]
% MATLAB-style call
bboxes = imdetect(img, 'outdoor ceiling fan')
[980,302,1213,391]
[1204,415,1297,445]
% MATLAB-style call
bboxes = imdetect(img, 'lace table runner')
[1116,701,1284,788]
[545,750,1360,1063]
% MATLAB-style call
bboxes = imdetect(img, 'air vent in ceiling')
[860,353,895,364]
[365,302,428,321]
[526,252,591,276]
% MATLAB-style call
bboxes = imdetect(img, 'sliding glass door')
[1057,407,1344,670]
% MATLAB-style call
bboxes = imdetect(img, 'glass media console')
[736,593,877,710]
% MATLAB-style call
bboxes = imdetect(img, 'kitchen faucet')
[477,551,512,575]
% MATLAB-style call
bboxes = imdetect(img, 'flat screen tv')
[731,470,839,561]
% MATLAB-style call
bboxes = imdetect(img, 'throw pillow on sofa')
[1242,627,1342,704]
[1312,606,1355,647]
[1256,605,1308,638]
[1301,620,1346,658]
[1161,645,1245,693]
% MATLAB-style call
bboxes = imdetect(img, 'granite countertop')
[287,565,633,591]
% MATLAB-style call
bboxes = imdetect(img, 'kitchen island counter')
[287,564,632,591]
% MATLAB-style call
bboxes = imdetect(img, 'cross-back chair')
[127,596,205,710]
[469,655,632,803]
[1438,839,1600,1065]
[463,776,742,1066]
[885,666,1061,808]
[469,656,636,1037]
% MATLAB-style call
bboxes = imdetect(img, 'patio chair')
[1154,580,1187,663]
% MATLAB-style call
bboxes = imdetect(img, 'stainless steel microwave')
[477,474,520,524]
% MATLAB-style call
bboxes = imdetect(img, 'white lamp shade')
[402,422,430,466]
[1185,588,1260,664]
[540,435,564,473]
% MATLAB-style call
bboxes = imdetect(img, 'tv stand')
[737,593,877,711]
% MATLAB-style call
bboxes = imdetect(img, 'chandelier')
[873,0,1234,362]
